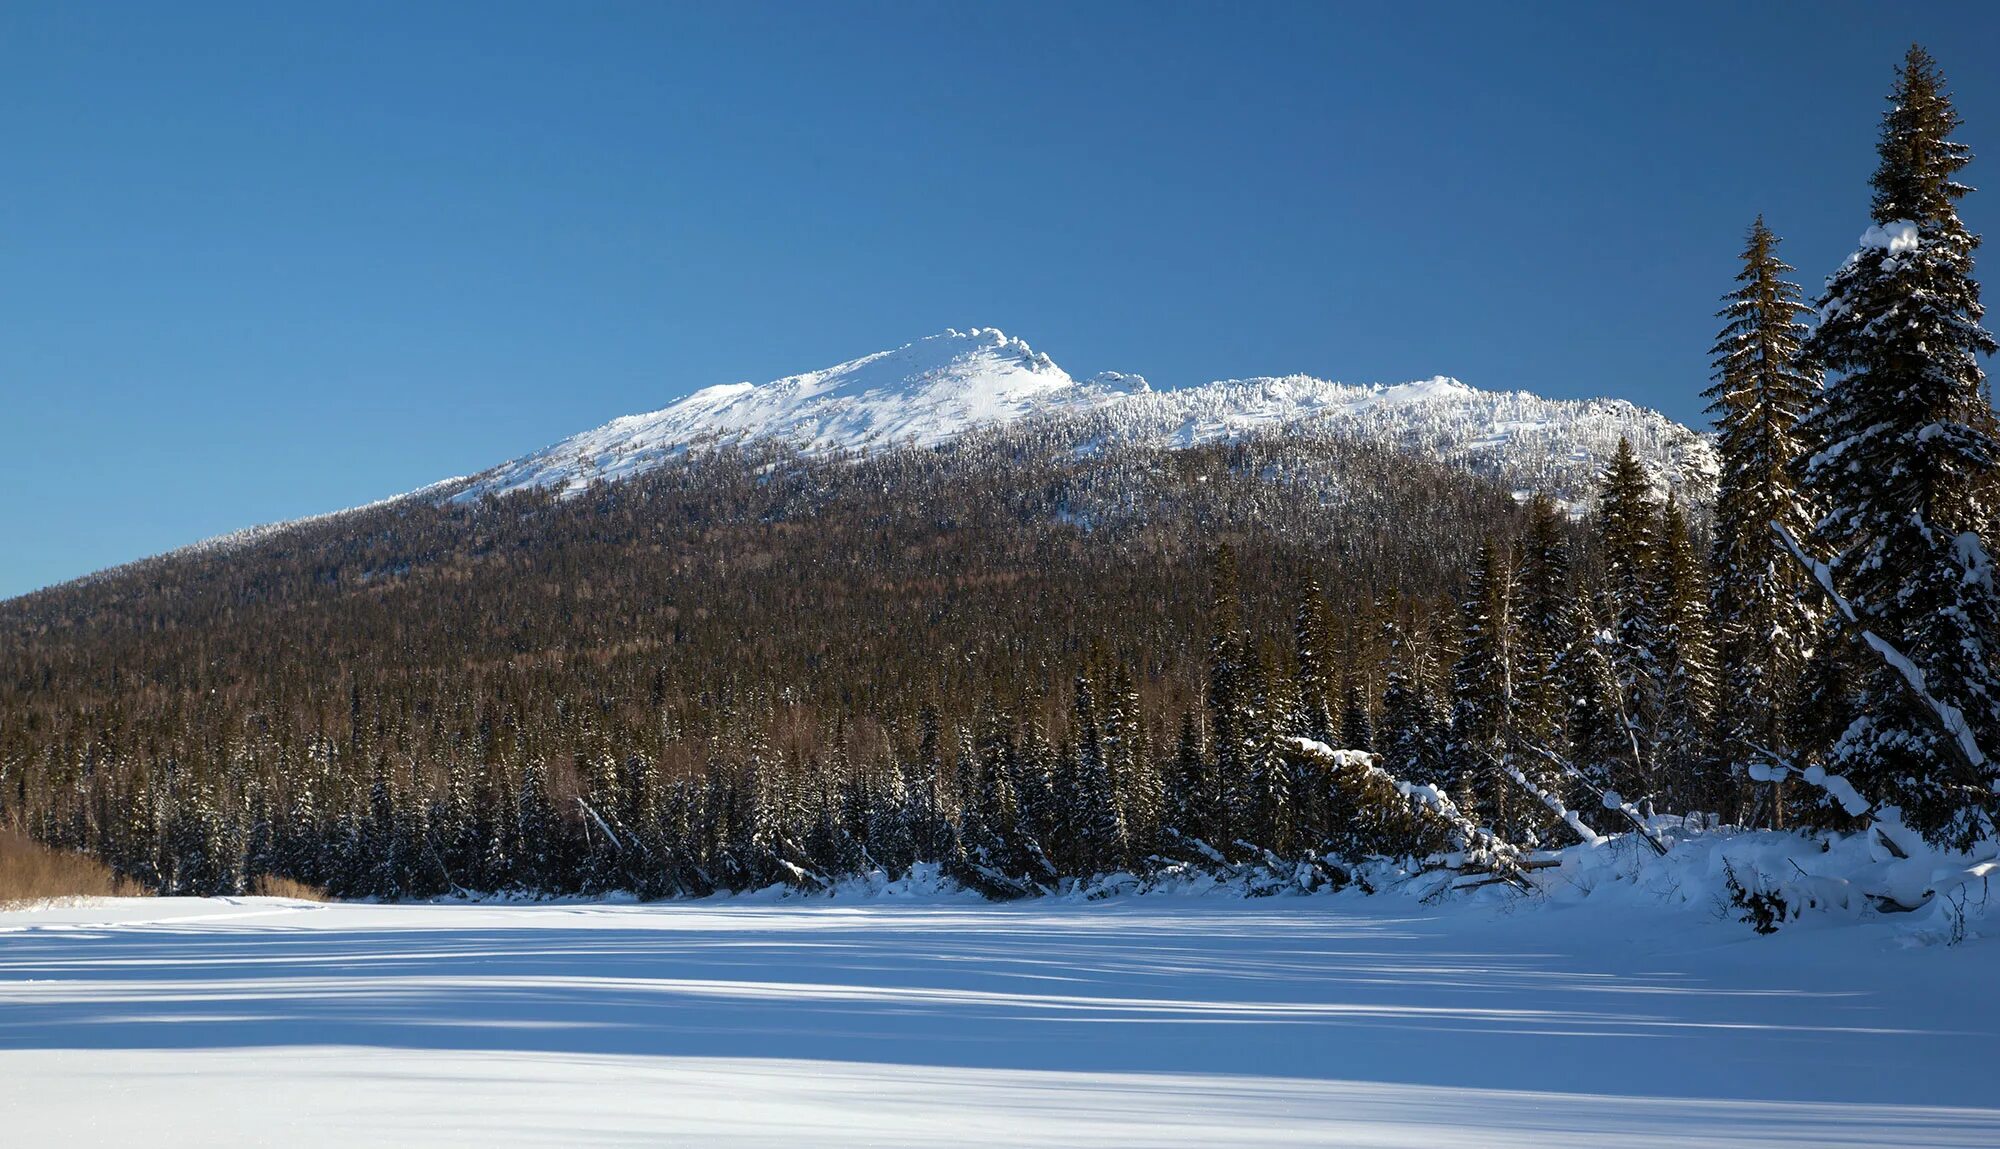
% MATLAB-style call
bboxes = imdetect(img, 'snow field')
[2,885,1996,1147]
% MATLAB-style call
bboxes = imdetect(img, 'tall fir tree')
[1651,494,1717,809]
[1597,438,1664,798]
[1379,619,1451,787]
[1167,709,1211,847]
[1565,591,1635,808]
[1337,680,1375,754]
[1204,544,1249,846]
[1798,46,2000,845]
[1703,216,1822,825]
[1512,494,1575,776]
[1293,576,1337,744]
[1069,673,1128,873]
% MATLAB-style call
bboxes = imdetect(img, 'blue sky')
[5,2,1998,598]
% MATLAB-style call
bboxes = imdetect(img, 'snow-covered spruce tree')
[1798,46,2000,846]
[119,770,164,893]
[514,758,557,891]
[579,749,627,893]
[1703,216,1823,826]
[364,766,402,900]
[1449,537,1515,833]
[1651,493,1717,810]
[1009,721,1060,881]
[1293,576,1337,744]
[1563,591,1630,807]
[904,706,958,866]
[1243,639,1299,855]
[1165,709,1210,847]
[1104,665,1163,857]
[1337,680,1375,753]
[864,743,915,876]
[475,768,516,891]
[1511,494,1575,813]
[1597,438,1663,799]
[1068,674,1128,874]
[960,699,1025,881]
[443,757,481,885]
[1202,544,1249,847]
[1378,619,1450,788]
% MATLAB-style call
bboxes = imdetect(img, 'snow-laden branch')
[1500,760,1608,848]
[1745,758,1926,860]
[576,798,624,852]
[1518,741,1669,856]
[1771,520,1990,781]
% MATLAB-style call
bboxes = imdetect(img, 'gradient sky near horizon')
[6,1,2000,598]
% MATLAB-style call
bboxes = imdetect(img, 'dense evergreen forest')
[3,46,1996,900]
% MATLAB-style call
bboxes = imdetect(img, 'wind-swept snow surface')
[3,897,1995,1146]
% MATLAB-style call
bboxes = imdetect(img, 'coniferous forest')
[4,46,1997,903]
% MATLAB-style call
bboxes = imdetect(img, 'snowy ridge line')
[454,327,1716,503]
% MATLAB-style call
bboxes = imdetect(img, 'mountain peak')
[461,328,1083,498]
[455,331,1711,505]
[1379,375,1477,401]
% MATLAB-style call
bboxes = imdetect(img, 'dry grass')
[0,828,145,906]
[250,874,329,901]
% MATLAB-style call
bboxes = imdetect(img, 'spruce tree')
[1703,216,1822,825]
[1379,618,1451,787]
[1105,666,1162,857]
[1799,46,2000,845]
[1450,538,1514,829]
[1204,544,1248,845]
[1513,494,1574,766]
[1598,438,1663,797]
[1068,674,1127,873]
[1651,493,1717,810]
[1166,709,1211,847]
[1565,592,1633,807]
[1243,640,1298,854]
[1293,576,1337,744]
[1337,681,1375,754]
[964,700,1023,876]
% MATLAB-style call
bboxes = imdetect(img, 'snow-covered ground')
[3,890,1996,1147]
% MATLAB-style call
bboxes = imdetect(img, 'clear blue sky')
[6,2,1998,598]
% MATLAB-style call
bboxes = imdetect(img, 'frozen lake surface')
[2,895,1996,1146]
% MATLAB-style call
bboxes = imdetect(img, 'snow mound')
[1859,219,1923,255]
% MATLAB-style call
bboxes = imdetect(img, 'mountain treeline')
[2,45,1995,899]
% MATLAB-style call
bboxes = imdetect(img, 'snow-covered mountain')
[457,328,1713,505]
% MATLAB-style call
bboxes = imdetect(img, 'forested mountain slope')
[0,423,1567,897]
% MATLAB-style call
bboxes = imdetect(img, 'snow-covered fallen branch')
[1518,741,1667,855]
[1746,758,1928,861]
[1291,738,1531,886]
[576,799,624,852]
[1500,760,1608,848]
